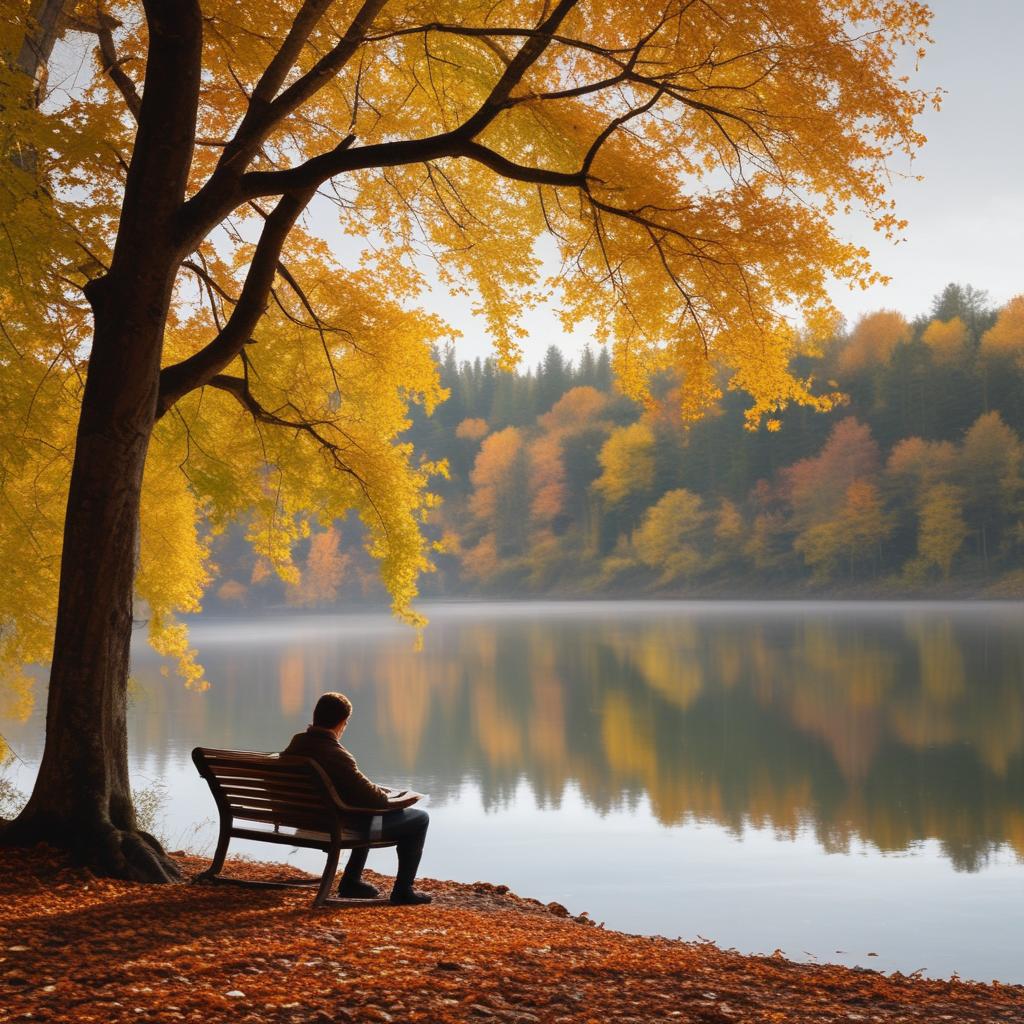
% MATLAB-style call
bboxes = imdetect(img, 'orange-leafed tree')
[787,418,884,578]
[531,385,611,531]
[455,418,490,442]
[461,533,501,584]
[837,479,893,576]
[288,526,351,607]
[794,491,892,579]
[785,418,881,529]
[886,437,957,494]
[980,296,1024,364]
[468,427,530,557]
[541,387,613,552]
[921,317,969,367]
[537,386,609,434]
[838,310,911,376]
[980,296,1024,413]
[885,436,957,536]
[529,434,567,528]
[2,0,936,877]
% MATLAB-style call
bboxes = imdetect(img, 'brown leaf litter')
[1,848,1022,1023]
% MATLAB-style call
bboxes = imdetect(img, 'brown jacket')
[281,726,392,811]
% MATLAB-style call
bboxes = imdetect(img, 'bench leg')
[314,844,342,907]
[196,822,230,881]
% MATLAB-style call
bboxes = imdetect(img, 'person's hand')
[387,789,423,808]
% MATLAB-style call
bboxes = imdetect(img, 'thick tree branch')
[9,0,70,173]
[453,0,580,138]
[239,134,589,197]
[157,187,316,416]
[217,0,384,175]
[205,374,380,519]
[248,0,335,107]
[163,0,753,423]
[64,8,142,120]
[180,0,386,244]
[92,9,142,120]
[179,0,580,249]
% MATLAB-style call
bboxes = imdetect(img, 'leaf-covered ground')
[1,848,1022,1023]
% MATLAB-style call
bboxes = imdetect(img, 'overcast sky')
[414,0,1024,366]
[827,0,1024,329]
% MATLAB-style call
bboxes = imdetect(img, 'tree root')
[0,810,181,883]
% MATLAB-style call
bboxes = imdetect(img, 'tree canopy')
[1,0,936,697]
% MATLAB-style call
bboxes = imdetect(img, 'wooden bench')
[192,746,400,907]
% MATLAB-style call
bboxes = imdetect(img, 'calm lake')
[3,601,1024,983]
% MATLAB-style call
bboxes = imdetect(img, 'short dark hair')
[312,692,352,728]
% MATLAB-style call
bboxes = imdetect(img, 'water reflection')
[103,602,1024,874]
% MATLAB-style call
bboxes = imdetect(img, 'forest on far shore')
[207,283,1024,607]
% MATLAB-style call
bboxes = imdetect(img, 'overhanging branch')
[206,373,385,528]
[158,187,316,416]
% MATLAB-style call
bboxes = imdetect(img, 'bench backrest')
[192,747,342,834]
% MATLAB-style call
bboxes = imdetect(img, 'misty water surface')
[3,601,1023,983]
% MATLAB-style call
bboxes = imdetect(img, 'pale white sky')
[827,0,1024,331]
[371,0,1024,366]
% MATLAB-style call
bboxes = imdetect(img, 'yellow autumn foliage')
[1,0,937,702]
[594,422,655,506]
[838,310,911,375]
[980,296,1024,363]
[922,317,969,366]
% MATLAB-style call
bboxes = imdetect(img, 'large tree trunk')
[0,0,202,881]
[1,295,178,880]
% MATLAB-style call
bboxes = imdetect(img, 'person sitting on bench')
[282,691,432,905]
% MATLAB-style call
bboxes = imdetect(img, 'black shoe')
[390,888,432,905]
[337,879,380,899]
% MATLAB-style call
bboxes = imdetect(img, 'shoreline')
[183,593,1024,631]
[192,586,1024,622]
[2,848,1022,1024]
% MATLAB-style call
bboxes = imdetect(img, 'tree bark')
[0,299,177,879]
[0,0,202,881]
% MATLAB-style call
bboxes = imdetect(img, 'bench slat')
[229,807,337,830]
[220,795,329,815]
[227,827,397,851]
[206,764,314,782]
[221,788,330,806]
[212,773,321,790]
[217,782,326,803]
[209,776,315,792]
[200,749,297,761]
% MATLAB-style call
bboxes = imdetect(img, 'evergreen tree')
[577,344,598,388]
[595,347,613,391]
[537,345,570,412]
[930,283,993,343]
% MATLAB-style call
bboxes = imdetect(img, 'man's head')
[312,691,353,734]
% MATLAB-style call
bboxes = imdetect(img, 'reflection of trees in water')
[122,611,1024,872]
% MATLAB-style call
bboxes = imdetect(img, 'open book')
[382,785,426,809]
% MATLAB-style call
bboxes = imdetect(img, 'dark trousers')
[340,808,429,892]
